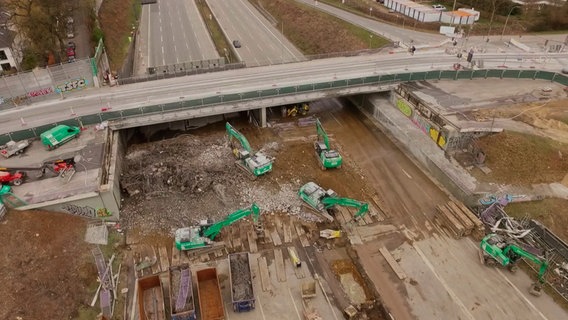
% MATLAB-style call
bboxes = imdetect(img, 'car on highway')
[233,40,241,48]
[432,4,446,10]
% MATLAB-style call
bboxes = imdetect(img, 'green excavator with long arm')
[226,122,273,179]
[480,234,549,296]
[314,119,342,170]
[298,182,368,222]
[175,203,261,251]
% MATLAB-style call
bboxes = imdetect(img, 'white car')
[432,4,446,10]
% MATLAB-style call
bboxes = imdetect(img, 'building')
[383,0,479,25]
[0,29,17,73]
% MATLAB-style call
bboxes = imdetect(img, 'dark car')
[233,40,241,48]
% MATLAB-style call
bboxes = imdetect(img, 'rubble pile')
[119,133,318,234]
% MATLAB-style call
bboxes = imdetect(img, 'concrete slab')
[393,235,568,320]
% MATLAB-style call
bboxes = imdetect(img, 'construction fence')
[0,58,95,111]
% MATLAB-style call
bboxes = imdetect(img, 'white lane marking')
[287,287,303,320]
[401,168,412,179]
[413,243,476,320]
[257,295,266,319]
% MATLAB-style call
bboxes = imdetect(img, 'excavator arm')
[315,119,330,150]
[505,245,549,283]
[226,122,253,154]
[321,197,369,219]
[203,203,260,240]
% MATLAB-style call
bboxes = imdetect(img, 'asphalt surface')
[207,0,305,67]
[1,52,567,135]
[138,0,219,70]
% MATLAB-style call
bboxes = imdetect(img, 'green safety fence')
[1,69,567,145]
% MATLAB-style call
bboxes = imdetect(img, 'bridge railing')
[1,68,567,145]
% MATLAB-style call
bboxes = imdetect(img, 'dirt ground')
[459,98,568,245]
[0,210,96,319]
[99,0,139,70]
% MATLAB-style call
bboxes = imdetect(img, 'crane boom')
[226,122,252,153]
[315,118,330,150]
[203,203,260,239]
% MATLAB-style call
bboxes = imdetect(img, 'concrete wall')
[349,93,479,206]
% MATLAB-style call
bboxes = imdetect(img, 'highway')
[1,51,566,135]
[207,0,305,66]
[138,0,219,72]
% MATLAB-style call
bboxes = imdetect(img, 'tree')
[2,0,76,67]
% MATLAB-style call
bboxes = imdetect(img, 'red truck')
[196,268,225,320]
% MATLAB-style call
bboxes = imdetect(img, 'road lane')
[207,0,305,66]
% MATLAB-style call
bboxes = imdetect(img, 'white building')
[440,10,476,25]
[384,0,479,25]
[0,30,17,73]
[384,0,442,22]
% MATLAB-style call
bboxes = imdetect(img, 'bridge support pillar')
[260,107,267,128]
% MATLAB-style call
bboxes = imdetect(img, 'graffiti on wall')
[27,87,54,98]
[55,78,88,93]
[62,204,112,218]
[396,99,412,117]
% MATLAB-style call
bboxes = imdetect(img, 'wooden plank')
[271,230,283,247]
[371,194,391,219]
[362,211,374,225]
[283,223,292,244]
[258,256,272,292]
[436,205,464,238]
[158,246,169,272]
[264,229,273,245]
[294,223,310,247]
[171,243,180,267]
[446,202,474,235]
[453,200,484,228]
[247,230,258,253]
[274,249,287,283]
[151,246,161,274]
[379,247,407,280]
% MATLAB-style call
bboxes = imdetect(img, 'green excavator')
[175,203,262,251]
[298,182,368,222]
[480,234,549,296]
[226,122,273,179]
[314,118,342,170]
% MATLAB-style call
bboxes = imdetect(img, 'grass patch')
[474,131,568,185]
[99,0,140,71]
[250,0,389,55]
[195,0,238,63]
[76,305,100,320]
[505,198,568,241]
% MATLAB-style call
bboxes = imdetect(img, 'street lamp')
[369,34,373,48]
[501,6,521,41]
[369,7,373,16]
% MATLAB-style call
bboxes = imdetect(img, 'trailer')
[228,252,256,312]
[137,274,166,320]
[0,140,30,158]
[170,264,196,320]
[196,268,225,320]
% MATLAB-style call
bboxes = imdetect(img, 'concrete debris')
[120,133,316,235]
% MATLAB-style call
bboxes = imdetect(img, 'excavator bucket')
[529,283,543,297]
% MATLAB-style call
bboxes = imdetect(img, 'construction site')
[2,77,568,320]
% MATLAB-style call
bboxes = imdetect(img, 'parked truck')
[228,252,255,312]
[40,125,81,150]
[170,264,196,320]
[196,268,225,320]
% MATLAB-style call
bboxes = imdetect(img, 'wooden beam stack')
[436,204,465,239]
[436,200,485,240]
